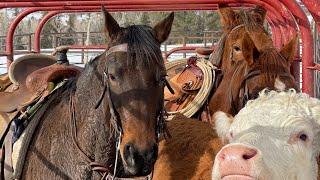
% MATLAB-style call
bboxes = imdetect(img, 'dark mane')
[257,48,290,82]
[123,25,164,70]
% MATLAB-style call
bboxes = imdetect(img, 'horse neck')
[72,53,118,170]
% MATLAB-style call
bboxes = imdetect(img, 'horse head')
[100,7,174,177]
[209,5,298,115]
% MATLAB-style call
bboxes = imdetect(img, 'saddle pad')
[1,80,68,179]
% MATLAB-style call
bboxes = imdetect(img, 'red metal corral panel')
[279,0,315,96]
[301,0,320,30]
[1,0,314,96]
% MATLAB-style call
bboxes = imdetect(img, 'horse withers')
[2,8,174,179]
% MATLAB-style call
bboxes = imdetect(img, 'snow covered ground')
[0,43,212,74]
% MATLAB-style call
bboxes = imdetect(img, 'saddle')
[164,47,215,112]
[164,57,204,111]
[0,47,81,113]
[0,46,82,179]
[195,47,214,58]
[0,74,11,92]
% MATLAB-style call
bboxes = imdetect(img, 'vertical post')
[81,32,85,63]
[28,34,32,52]
[164,41,167,54]
[204,31,207,47]
[52,34,56,50]
[183,36,186,58]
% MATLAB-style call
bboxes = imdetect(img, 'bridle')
[70,43,173,180]
[228,65,295,115]
[228,65,261,115]
[224,24,295,115]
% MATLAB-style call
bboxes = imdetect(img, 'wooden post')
[183,36,186,58]
[81,32,85,63]
[28,34,32,52]
[204,32,207,47]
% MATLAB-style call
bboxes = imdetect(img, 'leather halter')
[70,43,171,179]
[228,67,261,115]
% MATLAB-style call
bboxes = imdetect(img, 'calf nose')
[216,144,259,178]
[217,144,258,162]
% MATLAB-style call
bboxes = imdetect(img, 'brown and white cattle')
[212,89,320,180]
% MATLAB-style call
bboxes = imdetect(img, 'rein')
[70,43,172,179]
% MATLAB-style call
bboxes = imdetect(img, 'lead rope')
[69,94,108,178]
[112,131,121,180]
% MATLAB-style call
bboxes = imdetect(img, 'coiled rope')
[165,58,216,120]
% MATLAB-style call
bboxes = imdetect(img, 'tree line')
[0,9,222,50]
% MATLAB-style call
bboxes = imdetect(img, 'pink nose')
[216,144,259,179]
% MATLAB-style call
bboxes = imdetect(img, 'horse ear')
[280,35,298,64]
[218,4,236,31]
[241,33,257,66]
[153,12,174,43]
[101,6,120,40]
[250,6,267,25]
[245,26,273,52]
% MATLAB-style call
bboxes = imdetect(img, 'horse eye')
[108,74,116,81]
[233,46,241,52]
[299,133,308,141]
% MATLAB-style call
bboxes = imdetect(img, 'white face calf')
[212,90,320,180]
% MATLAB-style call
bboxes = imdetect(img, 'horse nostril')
[146,143,158,163]
[124,143,135,157]
[152,144,158,156]
[142,166,151,174]
[124,143,133,154]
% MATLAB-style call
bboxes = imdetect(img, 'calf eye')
[299,133,308,141]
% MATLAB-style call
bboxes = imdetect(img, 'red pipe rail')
[279,0,315,96]
[32,6,285,52]
[165,46,203,59]
[1,0,314,95]
[34,10,100,52]
[1,0,291,47]
[301,0,320,30]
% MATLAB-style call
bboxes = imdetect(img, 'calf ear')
[153,12,174,43]
[213,111,234,142]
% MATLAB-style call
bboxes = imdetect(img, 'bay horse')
[153,5,299,180]
[5,8,174,179]
[207,5,298,117]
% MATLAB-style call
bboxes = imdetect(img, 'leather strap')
[105,44,128,57]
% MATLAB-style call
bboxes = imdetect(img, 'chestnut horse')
[207,5,298,117]
[3,8,174,179]
[153,5,298,180]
